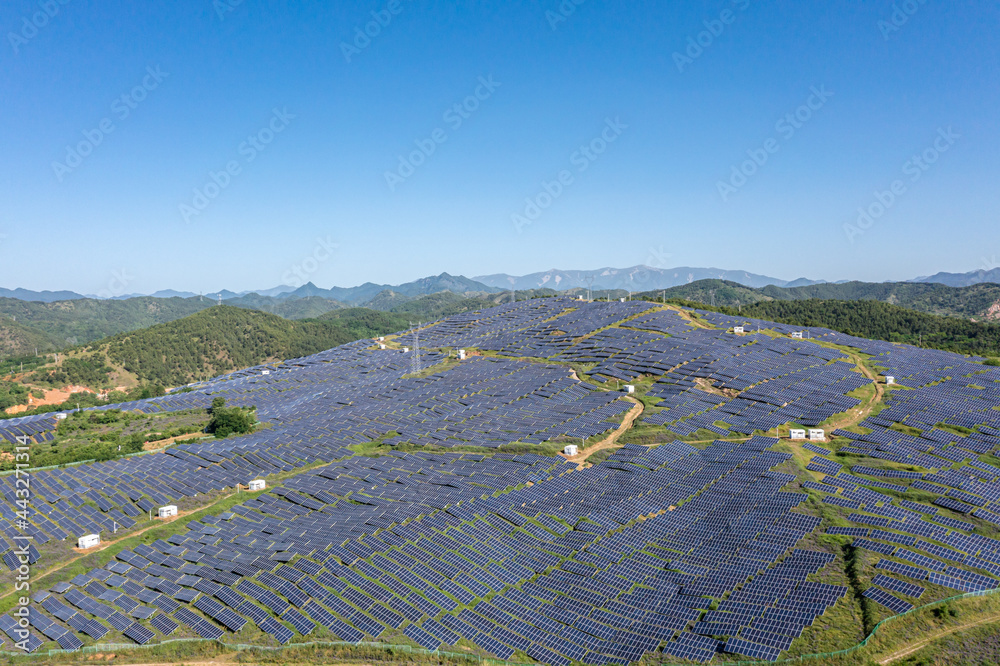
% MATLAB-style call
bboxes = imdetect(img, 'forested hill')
[0,316,61,356]
[721,299,1000,359]
[74,306,406,387]
[639,279,1000,321]
[0,296,212,348]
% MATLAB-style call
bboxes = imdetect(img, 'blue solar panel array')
[2,299,1000,661]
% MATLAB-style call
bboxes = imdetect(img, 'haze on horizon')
[1,1,997,296]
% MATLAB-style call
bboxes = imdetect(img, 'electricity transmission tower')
[410,322,422,374]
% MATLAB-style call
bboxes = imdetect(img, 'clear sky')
[1,0,997,295]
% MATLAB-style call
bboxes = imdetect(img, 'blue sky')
[1,0,997,295]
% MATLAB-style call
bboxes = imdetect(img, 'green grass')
[584,448,615,465]
[936,422,974,436]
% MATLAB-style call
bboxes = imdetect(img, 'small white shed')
[886,376,895,385]
[78,534,100,550]
[563,445,579,456]
[458,349,466,360]
[402,347,410,353]
[791,331,805,339]
[623,385,636,394]
[733,326,745,334]
[158,505,178,519]
[248,479,266,491]
[789,429,806,440]
[808,429,825,441]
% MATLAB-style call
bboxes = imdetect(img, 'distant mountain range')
[3,266,1000,304]
[0,288,90,303]
[909,268,1000,288]
[474,266,824,291]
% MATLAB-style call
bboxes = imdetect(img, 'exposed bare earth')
[984,300,1000,322]
[564,396,643,468]
[5,384,98,414]
[143,432,208,451]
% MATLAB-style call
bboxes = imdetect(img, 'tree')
[206,403,255,438]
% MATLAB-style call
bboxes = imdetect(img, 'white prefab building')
[261,370,270,376]
[78,534,100,550]
[563,445,579,456]
[54,413,68,420]
[379,344,387,349]
[623,385,636,394]
[458,349,466,360]
[378,337,385,342]
[886,376,895,385]
[248,479,266,491]
[809,429,825,441]
[789,429,806,440]
[402,347,410,353]
[158,505,178,519]
[733,326,745,334]
[791,331,805,339]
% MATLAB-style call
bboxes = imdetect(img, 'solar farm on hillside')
[2,298,1000,663]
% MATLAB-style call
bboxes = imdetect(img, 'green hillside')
[643,280,768,308]
[0,316,61,356]
[317,308,411,338]
[0,296,211,348]
[637,279,1000,321]
[386,292,507,319]
[721,299,1000,358]
[58,306,367,387]
[762,280,1000,320]
[226,294,345,319]
[30,305,428,389]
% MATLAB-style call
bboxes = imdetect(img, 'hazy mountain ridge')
[911,267,1000,287]
[474,266,823,291]
[6,266,1000,302]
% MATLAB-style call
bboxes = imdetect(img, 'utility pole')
[411,322,422,374]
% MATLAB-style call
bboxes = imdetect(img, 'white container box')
[78,534,100,549]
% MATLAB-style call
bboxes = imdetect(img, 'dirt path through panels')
[0,490,237,608]
[878,613,1000,664]
[820,349,885,435]
[563,396,643,468]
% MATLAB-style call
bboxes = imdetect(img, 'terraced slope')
[0,298,998,664]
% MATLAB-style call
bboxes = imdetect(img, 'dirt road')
[564,397,643,468]
[821,349,886,434]
[878,613,1000,664]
